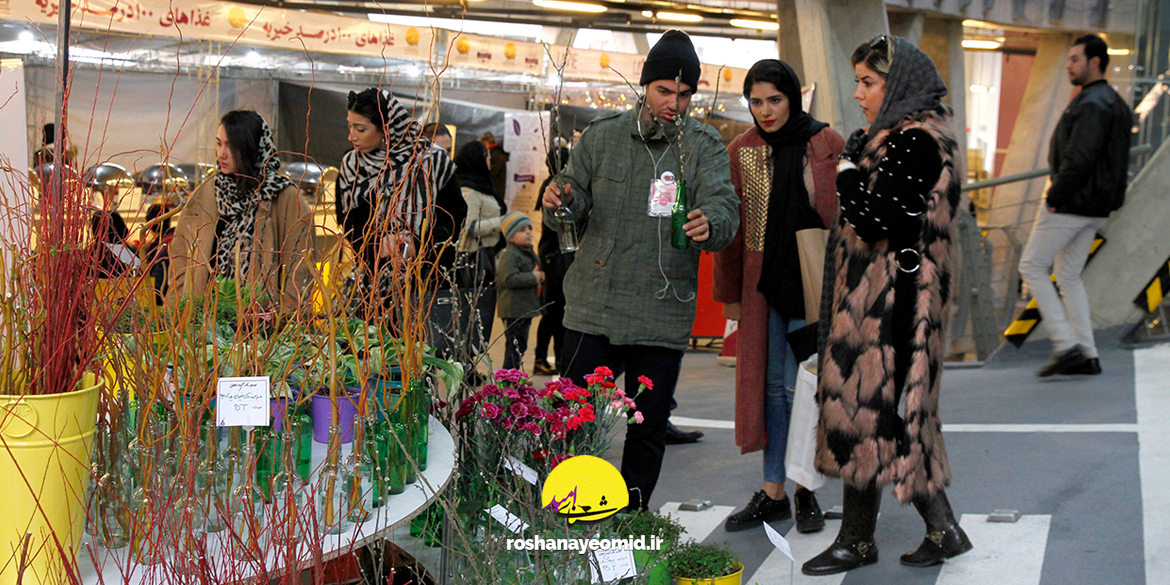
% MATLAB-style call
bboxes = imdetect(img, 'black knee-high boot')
[900,489,973,567]
[801,483,881,576]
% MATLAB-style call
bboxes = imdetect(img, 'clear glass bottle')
[343,420,373,524]
[554,204,580,252]
[363,414,387,508]
[230,429,267,556]
[317,425,352,535]
[195,420,227,533]
[270,430,305,546]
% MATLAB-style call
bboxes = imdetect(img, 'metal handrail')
[962,144,1154,192]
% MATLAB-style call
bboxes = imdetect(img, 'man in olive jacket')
[542,30,739,510]
[1020,33,1132,378]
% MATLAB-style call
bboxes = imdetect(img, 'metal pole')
[52,0,70,205]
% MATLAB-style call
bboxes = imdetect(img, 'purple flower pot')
[310,387,362,444]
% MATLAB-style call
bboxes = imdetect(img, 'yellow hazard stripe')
[1025,298,1038,310]
[1004,319,1038,336]
[1148,277,1164,313]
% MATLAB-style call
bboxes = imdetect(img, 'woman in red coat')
[713,59,843,535]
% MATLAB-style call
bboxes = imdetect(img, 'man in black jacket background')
[1019,33,1133,377]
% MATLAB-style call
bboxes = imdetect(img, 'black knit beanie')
[639,30,701,89]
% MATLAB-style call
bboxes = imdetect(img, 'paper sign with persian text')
[9,0,435,60]
[696,65,748,95]
[444,32,544,75]
[557,46,645,85]
[216,376,270,427]
[589,549,637,583]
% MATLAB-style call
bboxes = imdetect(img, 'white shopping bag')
[785,355,826,490]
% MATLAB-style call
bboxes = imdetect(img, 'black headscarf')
[744,59,828,318]
[868,36,948,136]
[454,140,505,215]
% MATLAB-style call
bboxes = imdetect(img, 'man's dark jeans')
[560,329,683,510]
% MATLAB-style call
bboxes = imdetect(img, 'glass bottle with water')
[554,204,579,253]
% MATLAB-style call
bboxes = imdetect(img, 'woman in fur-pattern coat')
[802,35,973,576]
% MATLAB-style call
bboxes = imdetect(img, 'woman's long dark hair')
[347,88,389,130]
[219,110,265,190]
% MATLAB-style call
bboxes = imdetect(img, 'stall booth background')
[5,0,756,341]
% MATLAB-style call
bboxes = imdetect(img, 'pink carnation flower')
[632,411,644,424]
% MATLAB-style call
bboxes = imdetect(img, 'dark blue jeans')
[560,329,683,511]
[502,318,532,371]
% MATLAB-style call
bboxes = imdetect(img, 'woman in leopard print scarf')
[171,110,314,307]
[212,110,294,277]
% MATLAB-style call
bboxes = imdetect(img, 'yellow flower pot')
[0,374,102,585]
[673,562,744,585]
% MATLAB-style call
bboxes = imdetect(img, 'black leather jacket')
[1046,79,1133,217]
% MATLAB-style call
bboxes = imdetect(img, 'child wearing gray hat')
[495,211,544,371]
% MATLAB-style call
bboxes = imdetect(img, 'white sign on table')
[763,521,795,561]
[216,376,271,427]
[485,504,530,534]
[589,549,637,583]
[503,455,539,485]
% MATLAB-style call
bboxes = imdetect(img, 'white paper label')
[763,521,795,562]
[503,456,539,485]
[589,549,637,583]
[216,376,271,427]
[485,505,529,533]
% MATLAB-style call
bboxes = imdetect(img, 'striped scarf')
[338,89,456,236]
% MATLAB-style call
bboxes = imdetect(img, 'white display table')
[76,417,454,583]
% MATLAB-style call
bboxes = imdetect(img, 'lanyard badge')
[648,171,677,217]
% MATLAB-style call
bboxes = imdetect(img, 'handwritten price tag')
[589,549,636,583]
[216,377,271,427]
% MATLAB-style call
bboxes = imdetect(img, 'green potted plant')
[668,541,744,585]
[611,511,683,585]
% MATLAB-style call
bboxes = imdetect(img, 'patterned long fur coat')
[814,109,962,503]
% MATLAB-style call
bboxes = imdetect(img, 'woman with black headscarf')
[171,110,314,308]
[713,60,843,536]
[454,139,506,358]
[337,88,467,347]
[802,35,972,575]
